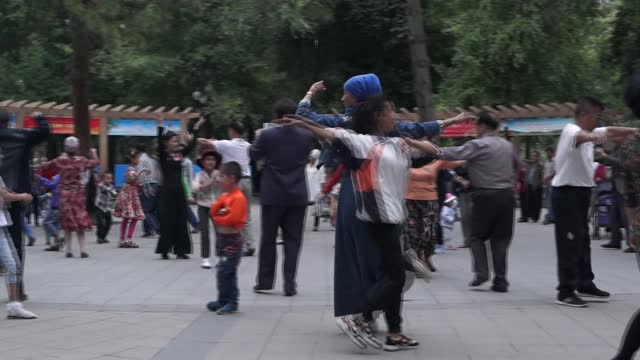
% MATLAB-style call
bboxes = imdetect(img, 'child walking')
[191,150,222,269]
[95,173,117,244]
[0,179,37,319]
[36,174,63,251]
[440,193,459,250]
[113,151,146,248]
[206,162,247,315]
[40,137,99,258]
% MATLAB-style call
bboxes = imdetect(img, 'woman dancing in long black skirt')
[154,115,204,259]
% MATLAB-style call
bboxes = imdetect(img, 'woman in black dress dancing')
[154,114,205,259]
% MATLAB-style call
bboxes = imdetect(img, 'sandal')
[127,242,140,248]
[118,242,130,248]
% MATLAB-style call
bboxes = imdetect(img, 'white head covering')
[309,149,321,161]
[64,136,79,153]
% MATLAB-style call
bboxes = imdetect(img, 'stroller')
[312,193,332,231]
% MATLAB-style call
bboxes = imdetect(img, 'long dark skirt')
[334,175,382,317]
[155,185,192,255]
[402,199,439,262]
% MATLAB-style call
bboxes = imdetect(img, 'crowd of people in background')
[0,71,638,359]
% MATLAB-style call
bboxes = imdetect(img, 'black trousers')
[197,205,212,259]
[469,189,514,286]
[363,222,405,334]
[256,205,306,290]
[96,209,113,239]
[613,308,640,360]
[609,192,627,246]
[552,186,595,297]
[8,203,25,297]
[526,187,543,221]
[519,190,528,220]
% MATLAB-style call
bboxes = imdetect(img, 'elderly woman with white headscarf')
[305,149,325,231]
[40,137,98,258]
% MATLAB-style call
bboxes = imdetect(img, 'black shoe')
[243,248,256,257]
[19,293,28,302]
[97,238,108,244]
[491,284,508,293]
[161,253,170,260]
[253,285,272,293]
[469,276,489,287]
[577,286,610,301]
[601,243,622,250]
[80,252,89,258]
[176,254,190,259]
[27,237,35,246]
[624,247,636,253]
[383,334,420,352]
[44,246,59,252]
[141,233,155,238]
[284,288,297,297]
[66,253,73,258]
[556,294,588,308]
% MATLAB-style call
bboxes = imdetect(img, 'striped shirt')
[138,153,162,185]
[330,128,414,224]
[212,138,251,177]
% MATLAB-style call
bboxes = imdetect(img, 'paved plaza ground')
[0,205,638,359]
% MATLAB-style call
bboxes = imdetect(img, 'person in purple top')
[36,174,63,251]
[295,74,473,350]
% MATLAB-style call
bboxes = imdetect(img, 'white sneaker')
[336,315,367,349]
[7,302,37,319]
[201,258,212,269]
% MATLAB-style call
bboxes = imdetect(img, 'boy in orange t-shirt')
[206,162,247,315]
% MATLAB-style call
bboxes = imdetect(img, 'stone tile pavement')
[0,205,638,359]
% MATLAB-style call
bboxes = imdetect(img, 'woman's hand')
[20,193,33,202]
[273,117,305,128]
[194,116,206,130]
[307,81,326,97]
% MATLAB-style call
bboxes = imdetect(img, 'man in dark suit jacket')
[250,99,314,296]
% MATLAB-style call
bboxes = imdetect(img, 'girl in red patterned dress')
[41,137,99,258]
[113,150,146,248]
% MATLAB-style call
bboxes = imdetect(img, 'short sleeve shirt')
[552,123,606,187]
[214,139,251,177]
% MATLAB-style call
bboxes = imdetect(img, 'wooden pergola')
[0,99,200,168]
[394,102,622,122]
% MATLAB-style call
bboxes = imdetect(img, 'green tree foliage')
[0,0,634,138]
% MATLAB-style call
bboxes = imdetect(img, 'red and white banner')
[24,116,100,135]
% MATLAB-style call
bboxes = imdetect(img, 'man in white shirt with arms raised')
[552,97,636,308]
[199,122,255,256]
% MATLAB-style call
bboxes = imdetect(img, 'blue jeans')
[21,210,34,240]
[44,206,60,240]
[216,252,241,307]
[0,227,21,284]
[187,206,199,229]
[140,184,159,234]
[544,187,555,222]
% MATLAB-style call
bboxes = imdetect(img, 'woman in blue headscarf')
[296,74,472,349]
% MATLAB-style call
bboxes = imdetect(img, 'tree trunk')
[71,10,91,155]
[406,0,435,121]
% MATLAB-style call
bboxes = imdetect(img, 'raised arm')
[606,127,638,144]
[296,81,348,128]
[182,117,205,157]
[26,112,50,146]
[393,112,475,139]
[275,118,337,143]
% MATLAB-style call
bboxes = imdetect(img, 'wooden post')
[406,0,435,121]
[99,116,109,173]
